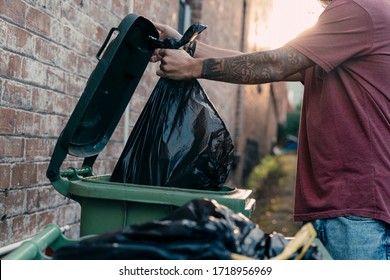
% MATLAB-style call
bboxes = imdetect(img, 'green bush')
[247,155,285,190]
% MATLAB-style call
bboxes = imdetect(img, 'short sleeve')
[287,1,373,72]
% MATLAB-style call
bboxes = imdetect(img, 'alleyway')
[248,154,302,237]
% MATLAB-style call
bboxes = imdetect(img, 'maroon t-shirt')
[287,0,390,223]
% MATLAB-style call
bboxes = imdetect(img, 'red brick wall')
[0,0,135,247]
[0,0,203,249]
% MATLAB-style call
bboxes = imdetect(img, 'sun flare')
[248,0,324,50]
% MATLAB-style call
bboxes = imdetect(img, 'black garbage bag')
[53,199,323,260]
[109,23,233,191]
[110,78,234,190]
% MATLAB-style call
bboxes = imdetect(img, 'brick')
[112,0,130,18]
[30,113,45,136]
[4,189,26,217]
[7,212,39,242]
[65,73,87,97]
[77,17,96,42]
[21,57,48,86]
[47,67,66,93]
[37,210,55,229]
[24,0,46,7]
[11,215,26,241]
[95,24,107,45]
[11,163,38,187]
[24,213,38,237]
[0,192,5,218]
[31,87,55,113]
[26,7,51,36]
[100,141,123,160]
[33,114,65,137]
[107,159,118,173]
[34,37,58,65]
[61,2,81,27]
[0,219,11,246]
[49,19,63,45]
[110,125,125,142]
[129,95,148,115]
[62,50,79,73]
[0,0,27,26]
[135,81,152,99]
[76,55,94,78]
[41,0,62,18]
[0,107,16,134]
[73,0,87,9]
[94,158,116,175]
[26,188,39,213]
[49,187,67,208]
[26,186,51,213]
[0,165,11,190]
[25,138,55,161]
[13,110,36,136]
[95,4,118,30]
[63,223,80,239]
[0,19,7,46]
[57,204,80,226]
[36,163,50,186]
[54,93,77,115]
[86,41,100,60]
[0,136,24,159]
[0,49,23,79]
[3,80,32,109]
[72,203,81,221]
[95,0,112,11]
[61,19,96,54]
[6,24,35,56]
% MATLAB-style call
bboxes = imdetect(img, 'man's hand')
[156,49,202,80]
[150,23,182,63]
[153,22,182,41]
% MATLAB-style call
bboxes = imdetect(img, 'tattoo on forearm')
[201,46,312,84]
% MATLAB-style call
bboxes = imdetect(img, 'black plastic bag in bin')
[53,199,323,260]
[110,77,234,190]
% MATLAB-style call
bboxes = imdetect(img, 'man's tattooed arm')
[201,46,313,84]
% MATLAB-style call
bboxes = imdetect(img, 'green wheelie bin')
[43,13,255,237]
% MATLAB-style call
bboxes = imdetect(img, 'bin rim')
[82,174,238,194]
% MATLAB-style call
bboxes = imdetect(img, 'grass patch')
[247,154,302,236]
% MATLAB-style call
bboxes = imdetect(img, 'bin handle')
[60,166,94,180]
[2,224,62,260]
[96,27,120,61]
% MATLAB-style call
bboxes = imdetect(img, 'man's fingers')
[158,48,167,57]
[156,69,166,78]
[150,48,162,63]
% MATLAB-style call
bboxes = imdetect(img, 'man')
[152,0,390,260]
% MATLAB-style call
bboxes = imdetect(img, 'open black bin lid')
[47,14,158,182]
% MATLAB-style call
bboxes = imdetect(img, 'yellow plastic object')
[271,223,317,260]
[231,223,318,260]
[231,253,255,260]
